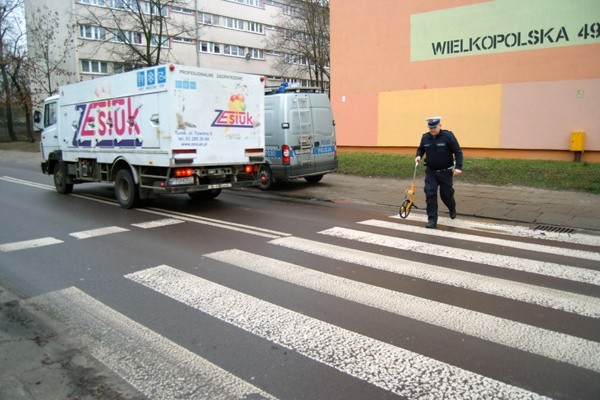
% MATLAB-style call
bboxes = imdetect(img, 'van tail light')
[282,144,291,165]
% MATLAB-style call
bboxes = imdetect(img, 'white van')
[258,84,338,189]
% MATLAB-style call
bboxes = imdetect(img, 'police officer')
[415,117,463,229]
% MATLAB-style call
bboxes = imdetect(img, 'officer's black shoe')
[426,220,437,229]
[449,209,457,219]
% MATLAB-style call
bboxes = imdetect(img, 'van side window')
[44,102,57,127]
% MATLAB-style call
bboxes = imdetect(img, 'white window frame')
[79,0,105,6]
[172,36,194,44]
[81,59,109,74]
[201,41,221,54]
[144,1,169,16]
[223,44,245,57]
[79,25,106,40]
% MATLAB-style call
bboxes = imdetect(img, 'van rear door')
[289,94,315,172]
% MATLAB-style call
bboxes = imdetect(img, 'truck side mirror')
[33,110,41,124]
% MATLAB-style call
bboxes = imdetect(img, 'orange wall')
[330,0,600,157]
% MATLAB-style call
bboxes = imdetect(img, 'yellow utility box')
[570,131,585,152]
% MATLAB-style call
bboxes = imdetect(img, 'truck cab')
[259,84,337,189]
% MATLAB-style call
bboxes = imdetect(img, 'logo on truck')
[211,94,255,128]
[73,97,142,148]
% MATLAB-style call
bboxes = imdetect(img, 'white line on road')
[206,249,600,373]
[126,265,550,399]
[360,219,600,262]
[143,207,291,239]
[321,227,600,286]
[131,218,186,229]
[26,287,277,400]
[69,226,129,239]
[0,176,55,190]
[269,236,600,318]
[0,237,64,252]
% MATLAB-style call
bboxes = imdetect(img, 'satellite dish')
[245,53,251,60]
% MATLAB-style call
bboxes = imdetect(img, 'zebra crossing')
[22,214,600,399]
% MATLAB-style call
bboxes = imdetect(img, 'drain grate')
[534,225,575,234]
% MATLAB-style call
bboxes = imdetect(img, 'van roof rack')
[264,85,322,95]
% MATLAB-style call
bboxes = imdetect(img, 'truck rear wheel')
[258,165,274,190]
[115,169,139,208]
[53,162,73,194]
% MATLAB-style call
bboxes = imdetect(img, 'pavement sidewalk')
[278,172,600,233]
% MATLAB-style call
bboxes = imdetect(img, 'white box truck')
[257,84,338,190]
[35,65,265,208]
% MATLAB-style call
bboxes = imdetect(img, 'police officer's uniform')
[415,118,463,228]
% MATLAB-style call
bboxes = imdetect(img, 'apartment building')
[24,0,321,97]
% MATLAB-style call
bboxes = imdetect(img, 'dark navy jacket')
[416,129,463,170]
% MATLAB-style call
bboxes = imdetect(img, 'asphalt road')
[1,153,599,399]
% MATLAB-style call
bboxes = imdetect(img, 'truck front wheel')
[115,169,139,208]
[53,162,73,194]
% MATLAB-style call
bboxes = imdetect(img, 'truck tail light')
[244,165,259,174]
[282,144,290,165]
[175,168,194,177]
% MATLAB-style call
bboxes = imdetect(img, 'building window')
[247,22,263,34]
[224,44,245,56]
[81,59,109,74]
[111,29,142,45]
[227,0,263,7]
[172,36,194,44]
[78,0,105,6]
[248,48,264,59]
[223,17,244,30]
[150,35,169,47]
[201,41,221,54]
[144,1,168,16]
[79,25,106,40]
[172,6,193,14]
[200,12,219,25]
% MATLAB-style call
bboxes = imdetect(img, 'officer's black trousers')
[424,168,456,222]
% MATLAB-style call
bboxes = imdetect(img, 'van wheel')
[188,189,221,201]
[258,165,274,190]
[53,162,73,194]
[115,169,139,208]
[305,174,323,184]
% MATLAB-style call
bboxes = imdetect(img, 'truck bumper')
[163,179,260,194]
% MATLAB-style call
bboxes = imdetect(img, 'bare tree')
[0,0,22,140]
[26,4,75,98]
[77,0,196,68]
[269,0,330,92]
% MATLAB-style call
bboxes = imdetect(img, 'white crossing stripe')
[131,218,185,229]
[269,236,600,318]
[396,214,600,247]
[321,227,600,286]
[360,219,600,262]
[0,237,63,252]
[26,287,277,400]
[70,226,129,239]
[126,265,550,399]
[206,249,600,373]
